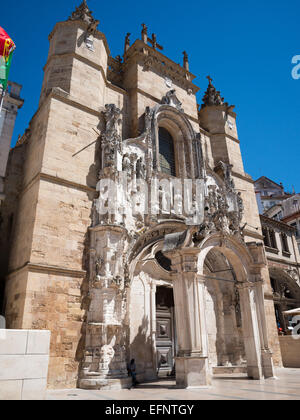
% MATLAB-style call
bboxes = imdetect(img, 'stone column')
[165,248,211,388]
[79,226,129,389]
[236,282,263,380]
[150,281,157,377]
[254,280,275,378]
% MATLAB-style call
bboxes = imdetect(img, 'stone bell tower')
[40,0,106,109]
[198,77,261,241]
[198,77,281,368]
[3,2,115,388]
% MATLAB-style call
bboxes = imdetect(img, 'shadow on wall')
[129,315,154,379]
[75,127,103,376]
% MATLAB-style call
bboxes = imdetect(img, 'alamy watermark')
[292,56,300,80]
[292,316,300,340]
[95,175,205,223]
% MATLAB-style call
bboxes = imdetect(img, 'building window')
[269,229,278,249]
[280,233,290,254]
[262,227,270,247]
[159,127,176,176]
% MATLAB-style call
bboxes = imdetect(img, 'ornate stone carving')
[101,104,122,170]
[68,0,99,33]
[195,177,245,241]
[285,268,299,282]
[141,23,148,43]
[161,90,184,112]
[216,161,235,192]
[144,106,152,133]
[124,33,131,55]
[136,157,146,180]
[122,154,132,179]
[201,76,225,109]
[143,56,154,72]
[103,104,121,137]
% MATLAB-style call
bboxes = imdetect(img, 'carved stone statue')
[122,154,131,172]
[144,106,152,133]
[161,90,184,112]
[136,157,146,180]
[218,161,235,192]
[141,23,148,43]
[101,104,122,170]
[103,104,121,137]
[124,33,131,55]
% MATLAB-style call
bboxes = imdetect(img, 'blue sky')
[2,0,300,191]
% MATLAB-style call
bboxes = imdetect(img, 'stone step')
[213,366,247,375]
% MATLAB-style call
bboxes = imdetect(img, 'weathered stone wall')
[279,336,300,368]
[0,329,50,400]
[0,143,26,311]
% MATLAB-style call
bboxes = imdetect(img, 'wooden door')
[156,287,176,377]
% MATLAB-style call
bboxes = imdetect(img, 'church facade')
[0,1,282,389]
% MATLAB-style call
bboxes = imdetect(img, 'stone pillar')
[150,281,157,376]
[254,280,275,378]
[79,225,129,390]
[237,282,263,380]
[165,248,211,388]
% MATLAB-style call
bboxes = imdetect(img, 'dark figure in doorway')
[127,359,138,388]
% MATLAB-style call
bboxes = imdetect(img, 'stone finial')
[124,32,131,56]
[68,0,99,32]
[141,23,148,43]
[201,76,225,109]
[183,51,189,71]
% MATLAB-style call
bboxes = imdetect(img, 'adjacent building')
[254,178,300,340]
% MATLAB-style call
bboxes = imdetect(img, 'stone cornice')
[49,87,103,117]
[244,229,264,241]
[282,211,300,224]
[231,171,254,185]
[123,40,200,95]
[40,173,97,194]
[43,51,106,75]
[4,94,24,109]
[7,262,86,280]
[266,256,300,268]
[260,215,296,233]
[19,171,97,199]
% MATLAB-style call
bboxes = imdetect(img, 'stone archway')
[127,232,178,383]
[163,231,275,388]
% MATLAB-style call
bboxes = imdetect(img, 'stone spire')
[68,0,99,32]
[201,76,225,109]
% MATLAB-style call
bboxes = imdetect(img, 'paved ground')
[47,368,300,400]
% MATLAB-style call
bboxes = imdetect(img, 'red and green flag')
[0,27,16,90]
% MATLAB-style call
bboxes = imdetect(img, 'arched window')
[158,127,176,176]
